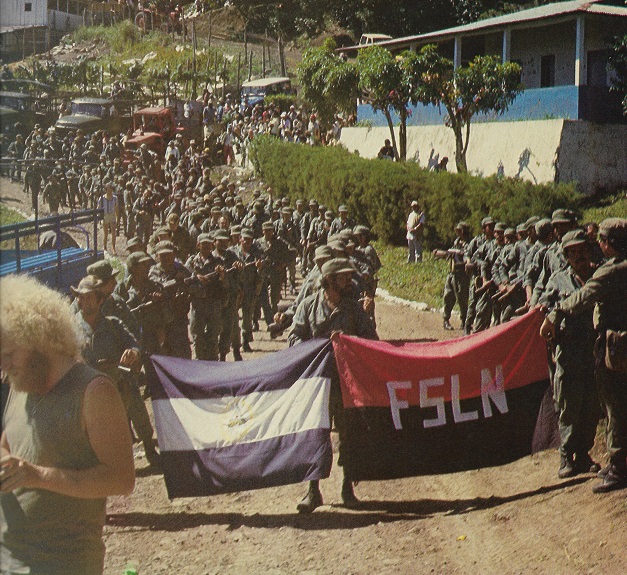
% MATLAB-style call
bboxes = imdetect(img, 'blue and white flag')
[148,339,335,498]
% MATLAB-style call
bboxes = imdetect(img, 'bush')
[264,94,299,111]
[251,136,581,245]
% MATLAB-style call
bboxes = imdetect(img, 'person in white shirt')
[406,200,425,263]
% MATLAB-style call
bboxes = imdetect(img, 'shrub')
[264,94,299,111]
[251,136,581,245]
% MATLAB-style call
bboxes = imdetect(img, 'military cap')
[309,199,318,207]
[281,197,290,205]
[262,221,275,231]
[156,226,172,236]
[211,206,221,214]
[411,200,419,207]
[319,204,327,213]
[230,225,242,235]
[551,209,577,224]
[535,218,553,239]
[327,240,347,256]
[87,260,118,282]
[126,237,144,251]
[155,240,176,254]
[314,245,334,261]
[516,223,527,233]
[456,221,470,230]
[273,200,282,209]
[214,230,230,241]
[296,199,304,206]
[561,229,588,250]
[481,217,495,226]
[240,227,254,239]
[127,251,153,271]
[70,275,103,296]
[325,210,334,221]
[338,205,348,212]
[281,207,292,215]
[197,233,214,244]
[524,216,540,229]
[253,201,265,213]
[354,225,370,236]
[504,227,516,237]
[167,212,180,222]
[599,217,627,240]
[494,222,507,232]
[321,258,355,278]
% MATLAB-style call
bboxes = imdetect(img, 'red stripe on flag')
[333,309,549,408]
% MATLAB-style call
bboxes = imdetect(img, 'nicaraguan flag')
[148,339,334,498]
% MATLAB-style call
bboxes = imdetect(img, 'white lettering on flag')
[419,377,446,428]
[153,376,331,452]
[387,381,412,430]
[451,374,479,423]
[481,365,509,418]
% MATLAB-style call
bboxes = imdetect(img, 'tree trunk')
[453,122,467,173]
[384,108,399,161]
[399,108,407,161]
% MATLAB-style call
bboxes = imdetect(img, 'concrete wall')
[340,120,627,195]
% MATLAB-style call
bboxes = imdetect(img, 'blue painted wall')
[357,85,624,126]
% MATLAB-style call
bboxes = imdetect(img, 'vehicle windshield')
[0,95,30,111]
[71,102,110,118]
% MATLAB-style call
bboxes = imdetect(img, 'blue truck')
[0,209,104,294]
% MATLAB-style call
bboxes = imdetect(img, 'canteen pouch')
[605,329,627,372]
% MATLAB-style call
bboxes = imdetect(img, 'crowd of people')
[431,209,626,495]
[0,99,625,574]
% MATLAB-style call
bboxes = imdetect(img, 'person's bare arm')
[0,375,135,498]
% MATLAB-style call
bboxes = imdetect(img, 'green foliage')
[297,41,359,127]
[414,44,522,172]
[251,136,580,246]
[581,195,627,224]
[608,34,627,115]
[264,93,298,111]
[374,242,448,308]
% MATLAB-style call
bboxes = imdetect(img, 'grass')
[373,240,448,309]
[0,204,39,251]
[581,194,627,223]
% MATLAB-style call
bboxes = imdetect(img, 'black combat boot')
[242,341,253,353]
[297,480,323,513]
[341,478,360,509]
[443,320,454,331]
[574,453,601,474]
[592,464,627,494]
[232,347,243,361]
[558,454,576,478]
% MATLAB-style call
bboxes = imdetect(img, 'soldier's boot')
[443,320,454,331]
[592,464,627,494]
[558,454,576,479]
[242,340,253,353]
[144,440,161,469]
[297,480,323,514]
[341,478,360,509]
[219,353,227,362]
[574,453,601,474]
[232,346,243,361]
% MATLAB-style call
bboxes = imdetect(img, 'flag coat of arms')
[332,310,557,481]
[148,339,335,498]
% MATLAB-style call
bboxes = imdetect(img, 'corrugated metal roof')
[345,1,627,51]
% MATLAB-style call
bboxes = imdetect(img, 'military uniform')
[442,235,470,329]
[541,249,601,474]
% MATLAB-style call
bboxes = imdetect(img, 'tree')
[297,39,360,128]
[357,46,424,161]
[414,44,522,172]
[608,33,627,116]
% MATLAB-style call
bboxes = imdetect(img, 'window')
[540,54,555,88]
[24,3,32,11]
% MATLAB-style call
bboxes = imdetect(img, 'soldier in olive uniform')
[73,275,159,467]
[290,258,379,513]
[186,234,225,361]
[434,221,470,330]
[539,230,601,479]
[541,218,627,493]
[149,241,192,358]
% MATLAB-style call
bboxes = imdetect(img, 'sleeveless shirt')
[1,363,107,575]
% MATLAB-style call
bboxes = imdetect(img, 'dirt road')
[1,178,625,575]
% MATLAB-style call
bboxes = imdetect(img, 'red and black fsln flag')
[333,310,558,481]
